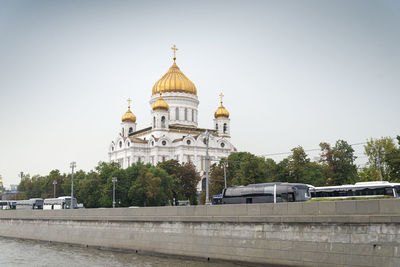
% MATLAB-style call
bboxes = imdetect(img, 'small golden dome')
[152,94,169,111]
[214,93,229,118]
[122,98,136,123]
[214,104,230,119]
[152,61,197,96]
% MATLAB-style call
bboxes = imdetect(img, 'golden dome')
[214,93,229,118]
[214,104,230,119]
[122,98,136,123]
[152,61,197,96]
[152,94,169,111]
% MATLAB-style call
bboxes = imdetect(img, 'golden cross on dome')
[219,93,224,104]
[127,98,132,108]
[171,45,178,61]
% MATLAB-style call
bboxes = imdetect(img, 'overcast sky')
[1,0,399,187]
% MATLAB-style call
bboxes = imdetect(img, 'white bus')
[0,201,16,210]
[15,198,44,210]
[43,196,77,210]
[310,181,400,199]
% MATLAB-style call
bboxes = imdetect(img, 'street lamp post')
[70,161,76,209]
[223,162,227,189]
[53,180,57,198]
[112,177,117,208]
[205,131,211,205]
[220,160,240,189]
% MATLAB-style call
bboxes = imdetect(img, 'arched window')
[191,109,194,121]
[161,116,166,128]
[153,117,156,128]
[184,108,188,121]
[216,124,218,130]
[119,141,122,148]
[175,107,179,120]
[223,123,227,133]
[129,127,133,134]
[122,128,124,136]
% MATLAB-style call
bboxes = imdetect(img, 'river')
[0,237,245,267]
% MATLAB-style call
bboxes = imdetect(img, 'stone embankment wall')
[1,199,400,266]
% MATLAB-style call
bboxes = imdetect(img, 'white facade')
[109,58,235,191]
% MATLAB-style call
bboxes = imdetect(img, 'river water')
[0,237,244,267]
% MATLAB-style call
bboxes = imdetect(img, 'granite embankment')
[1,199,400,266]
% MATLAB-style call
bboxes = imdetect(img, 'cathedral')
[109,46,236,190]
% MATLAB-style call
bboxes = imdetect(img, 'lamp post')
[112,177,117,208]
[223,161,227,189]
[70,161,76,209]
[220,160,240,189]
[205,131,211,205]
[53,180,57,198]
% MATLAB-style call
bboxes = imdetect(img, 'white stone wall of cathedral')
[109,133,233,172]
[213,117,230,137]
[121,122,137,137]
[151,110,169,130]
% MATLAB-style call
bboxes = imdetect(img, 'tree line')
[18,161,200,208]
[208,136,400,198]
[17,136,400,206]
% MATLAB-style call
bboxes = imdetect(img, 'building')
[109,47,236,189]
[1,185,18,200]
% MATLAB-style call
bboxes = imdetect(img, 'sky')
[0,0,399,187]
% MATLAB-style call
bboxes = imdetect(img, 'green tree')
[209,164,225,197]
[319,140,358,185]
[176,162,200,204]
[275,158,290,183]
[364,137,396,180]
[287,146,310,183]
[319,142,334,184]
[230,153,268,186]
[303,162,325,186]
[330,140,358,185]
[128,167,172,207]
[76,171,102,208]
[158,160,200,205]
[157,160,181,201]
[385,136,400,181]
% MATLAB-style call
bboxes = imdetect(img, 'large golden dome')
[152,94,169,111]
[214,93,230,118]
[122,98,136,123]
[152,61,197,96]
